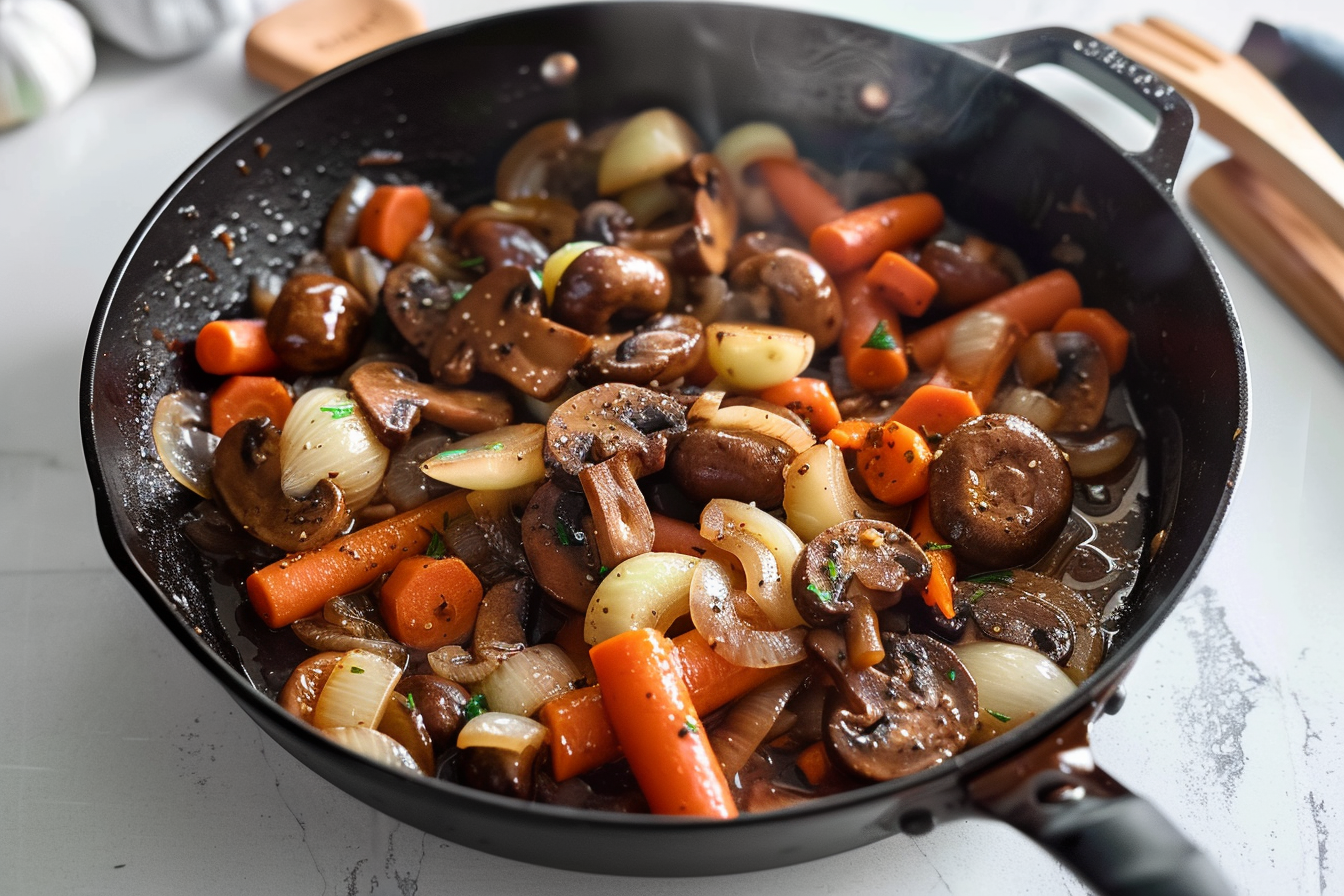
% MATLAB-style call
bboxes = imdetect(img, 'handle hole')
[1016,63,1159,153]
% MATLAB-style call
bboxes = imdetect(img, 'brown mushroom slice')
[807,627,977,782]
[381,263,468,357]
[928,414,1074,569]
[575,313,705,386]
[918,237,1015,310]
[397,675,471,751]
[349,361,514,449]
[1049,331,1110,432]
[729,248,843,349]
[377,693,436,775]
[521,481,600,612]
[544,383,687,484]
[667,153,738,276]
[427,266,593,400]
[689,557,807,669]
[794,520,932,669]
[725,230,805,273]
[450,198,579,253]
[462,219,550,272]
[266,273,372,373]
[550,245,672,334]
[668,428,794,510]
[579,457,655,570]
[966,569,1103,684]
[279,652,343,724]
[426,578,533,683]
[212,418,352,552]
[960,581,1075,665]
[575,199,635,245]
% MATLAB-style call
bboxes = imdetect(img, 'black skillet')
[80,4,1247,893]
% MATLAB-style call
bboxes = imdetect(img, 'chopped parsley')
[320,402,355,420]
[862,319,898,350]
[971,588,986,603]
[436,448,469,460]
[554,516,577,547]
[464,693,489,720]
[457,256,485,269]
[684,717,699,733]
[922,542,952,551]
[528,268,544,291]
[598,565,610,577]
[824,559,840,580]
[966,570,1014,585]
[405,692,416,711]
[450,286,470,302]
[946,669,957,682]
[426,530,447,560]
[806,582,833,603]
[985,708,1012,723]
[350,666,365,674]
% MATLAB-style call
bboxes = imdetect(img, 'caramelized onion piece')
[689,558,806,669]
[152,390,218,498]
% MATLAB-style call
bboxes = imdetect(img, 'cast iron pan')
[81,4,1247,893]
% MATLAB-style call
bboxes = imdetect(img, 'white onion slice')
[954,641,1076,745]
[689,558,807,669]
[782,442,899,542]
[686,389,726,426]
[597,108,700,196]
[585,553,700,645]
[709,666,807,777]
[618,177,682,228]
[707,405,816,455]
[478,644,581,717]
[456,711,549,753]
[993,386,1064,432]
[280,387,389,511]
[420,424,547,491]
[712,122,797,183]
[311,649,402,730]
[323,726,422,774]
[704,322,814,391]
[427,645,499,684]
[152,390,219,498]
[700,500,805,629]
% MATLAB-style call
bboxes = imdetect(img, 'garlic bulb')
[0,0,95,129]
[73,0,279,60]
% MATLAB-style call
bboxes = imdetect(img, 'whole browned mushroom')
[461,219,551,272]
[725,230,805,272]
[266,273,372,372]
[427,267,593,400]
[575,313,706,386]
[793,520,931,669]
[928,414,1074,569]
[667,428,794,509]
[729,248,843,349]
[396,675,471,751]
[349,361,514,449]
[918,236,1015,310]
[211,418,352,552]
[807,627,977,782]
[550,245,672,335]
[521,481,601,612]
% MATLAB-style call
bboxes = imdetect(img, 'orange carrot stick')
[865,250,939,317]
[906,269,1082,370]
[358,185,431,261]
[855,420,933,506]
[552,613,598,685]
[672,630,779,714]
[378,556,483,650]
[909,496,955,619]
[246,491,470,629]
[651,512,713,558]
[756,158,846,237]
[888,384,980,441]
[209,375,293,436]
[810,193,944,274]
[795,741,832,786]
[837,270,909,392]
[195,319,281,375]
[758,377,841,436]
[1053,306,1129,374]
[589,629,737,818]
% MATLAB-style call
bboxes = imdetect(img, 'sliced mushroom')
[544,383,687,485]
[667,428,794,509]
[960,569,1102,683]
[381,263,471,357]
[725,230,805,273]
[807,627,977,781]
[1015,331,1110,433]
[521,481,600,612]
[266,273,372,373]
[575,313,705,386]
[426,577,532,682]
[928,414,1074,569]
[212,418,352,552]
[918,236,1015,310]
[495,118,583,201]
[450,198,579,252]
[427,266,593,400]
[729,248,843,349]
[397,675,471,751]
[794,520,931,669]
[613,153,737,276]
[550,245,672,335]
[574,199,635,245]
[461,219,551,272]
[349,361,514,449]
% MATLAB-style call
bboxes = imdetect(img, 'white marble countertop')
[3,0,1343,892]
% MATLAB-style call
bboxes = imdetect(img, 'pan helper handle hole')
[1015,63,1160,154]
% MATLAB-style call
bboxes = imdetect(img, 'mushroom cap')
[266,273,372,373]
[544,383,687,486]
[725,230,805,273]
[575,313,705,387]
[792,519,931,627]
[1049,331,1111,433]
[211,417,352,552]
[381,263,465,357]
[928,414,1073,569]
[918,238,1014,310]
[728,248,843,350]
[551,245,672,335]
[462,219,551,272]
[350,361,514,450]
[957,569,1102,683]
[575,200,635,246]
[667,428,793,510]
[668,153,738,276]
[521,481,600,612]
[808,627,977,782]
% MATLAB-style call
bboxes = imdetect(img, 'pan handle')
[950,28,1195,193]
[967,678,1233,896]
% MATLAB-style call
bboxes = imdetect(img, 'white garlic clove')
[0,0,96,129]
[72,0,280,61]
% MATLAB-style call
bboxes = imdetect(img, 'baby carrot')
[195,319,280,375]
[209,375,293,437]
[810,193,944,274]
[756,157,846,237]
[855,421,933,506]
[672,630,779,714]
[906,269,1082,370]
[865,250,939,317]
[358,184,431,261]
[758,377,841,436]
[651,512,713,559]
[795,741,832,787]
[246,491,470,629]
[378,556,483,650]
[590,629,737,818]
[909,496,956,619]
[837,270,909,392]
[888,384,980,441]
[1053,306,1129,374]
[822,418,874,451]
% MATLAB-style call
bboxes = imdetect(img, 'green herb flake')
[320,402,355,420]
[824,559,839,580]
[405,692,416,711]
[806,582,833,603]
[947,669,957,682]
[529,268,544,290]
[599,565,610,577]
[350,666,365,674]
[450,286,471,302]
[862,319,898,351]
[464,693,489,720]
[985,708,1012,723]
[971,588,986,603]
[554,516,576,547]
[966,570,1014,585]
[486,441,504,451]
[457,256,485,269]
[684,717,699,733]
[426,530,447,560]
[435,448,470,460]
[922,542,953,551]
